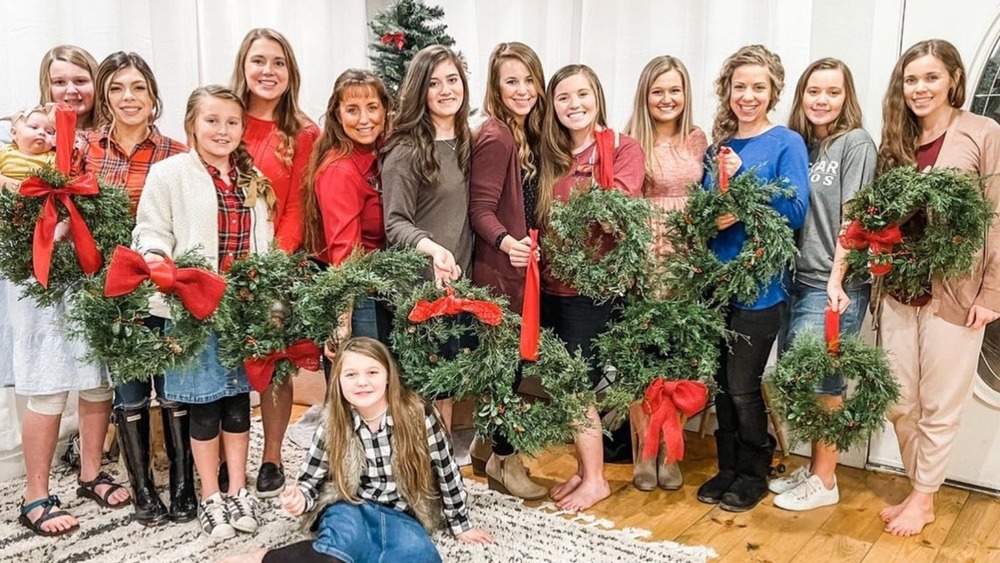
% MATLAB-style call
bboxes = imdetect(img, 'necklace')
[439,138,458,152]
[362,406,388,423]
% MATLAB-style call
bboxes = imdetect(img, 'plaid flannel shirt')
[296,409,472,535]
[202,157,251,272]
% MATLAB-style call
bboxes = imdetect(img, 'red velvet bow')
[825,306,841,356]
[19,174,103,287]
[104,246,226,320]
[520,229,540,361]
[593,129,616,188]
[718,147,731,194]
[380,31,406,50]
[839,220,903,276]
[408,286,503,326]
[641,378,708,463]
[55,105,76,174]
[244,339,322,392]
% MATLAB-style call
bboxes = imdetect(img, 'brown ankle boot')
[657,444,684,491]
[470,435,492,477]
[629,402,658,491]
[485,453,548,500]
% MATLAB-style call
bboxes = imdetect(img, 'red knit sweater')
[242,114,319,252]
[314,148,385,265]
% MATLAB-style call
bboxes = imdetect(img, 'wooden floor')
[460,433,1000,563]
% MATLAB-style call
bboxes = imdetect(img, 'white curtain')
[0,0,811,141]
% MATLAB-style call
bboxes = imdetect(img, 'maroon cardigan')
[469,118,530,313]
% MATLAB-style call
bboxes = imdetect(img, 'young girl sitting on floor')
[232,337,491,563]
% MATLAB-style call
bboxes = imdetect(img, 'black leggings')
[263,540,343,563]
[188,393,251,441]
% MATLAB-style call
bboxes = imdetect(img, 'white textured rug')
[0,419,714,562]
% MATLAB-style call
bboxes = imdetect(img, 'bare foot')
[23,499,78,534]
[93,481,132,507]
[879,500,907,523]
[885,496,935,537]
[549,473,582,502]
[556,478,610,512]
[218,549,266,563]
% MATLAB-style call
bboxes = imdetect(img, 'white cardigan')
[134,150,274,317]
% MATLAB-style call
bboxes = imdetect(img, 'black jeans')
[541,293,620,389]
[714,303,785,450]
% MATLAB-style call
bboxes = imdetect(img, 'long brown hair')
[481,42,546,181]
[38,45,99,130]
[788,58,865,153]
[877,39,966,174]
[711,44,785,150]
[383,45,471,187]
[92,51,164,129]
[624,55,696,187]
[324,337,437,506]
[301,70,392,256]
[184,85,275,217]
[537,64,608,226]
[230,28,306,167]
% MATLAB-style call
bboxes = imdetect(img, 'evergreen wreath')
[293,249,428,345]
[216,250,320,390]
[595,296,727,415]
[368,0,459,101]
[841,166,993,302]
[664,166,798,305]
[68,250,218,386]
[541,182,654,300]
[771,333,899,451]
[0,167,133,306]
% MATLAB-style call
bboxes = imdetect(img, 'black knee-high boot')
[115,408,169,526]
[161,405,197,522]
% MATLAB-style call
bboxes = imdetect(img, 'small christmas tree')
[368,0,458,101]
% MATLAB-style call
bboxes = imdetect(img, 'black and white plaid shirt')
[296,408,472,535]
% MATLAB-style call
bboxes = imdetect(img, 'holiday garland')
[595,296,727,415]
[664,165,798,305]
[771,332,899,451]
[541,181,654,300]
[0,166,133,306]
[216,250,321,391]
[841,166,993,302]
[368,0,459,101]
[68,249,220,386]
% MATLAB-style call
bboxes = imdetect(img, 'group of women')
[0,25,997,561]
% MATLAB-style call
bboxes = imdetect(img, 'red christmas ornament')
[380,31,406,50]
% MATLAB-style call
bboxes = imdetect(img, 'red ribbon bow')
[718,147,731,194]
[825,306,841,356]
[839,220,903,276]
[408,286,503,326]
[380,31,406,50]
[244,339,322,392]
[19,174,103,287]
[520,229,540,361]
[641,378,708,463]
[104,246,226,320]
[593,129,616,189]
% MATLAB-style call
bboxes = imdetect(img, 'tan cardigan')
[931,110,1000,326]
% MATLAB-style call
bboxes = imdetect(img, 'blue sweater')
[705,126,810,310]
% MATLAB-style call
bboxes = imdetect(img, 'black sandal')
[77,471,132,509]
[19,495,80,537]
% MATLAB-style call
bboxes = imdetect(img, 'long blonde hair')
[38,45,99,130]
[481,42,546,181]
[624,55,696,187]
[184,85,276,217]
[711,44,785,149]
[324,338,437,505]
[230,28,307,167]
[537,64,609,226]
[877,39,966,174]
[789,58,864,152]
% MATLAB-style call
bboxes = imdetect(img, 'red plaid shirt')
[77,125,186,214]
[202,157,251,272]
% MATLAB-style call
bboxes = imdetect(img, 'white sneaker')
[768,465,809,494]
[226,488,258,533]
[774,474,839,511]
[199,492,236,539]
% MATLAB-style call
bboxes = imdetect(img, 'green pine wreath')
[541,181,653,300]
[771,333,899,451]
[216,250,320,388]
[664,166,798,305]
[68,250,218,386]
[0,167,134,306]
[842,166,993,302]
[596,296,727,414]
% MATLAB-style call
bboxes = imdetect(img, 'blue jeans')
[784,282,870,395]
[313,501,441,563]
[112,316,177,409]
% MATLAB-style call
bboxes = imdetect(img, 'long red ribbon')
[825,306,841,356]
[19,174,103,287]
[408,286,503,326]
[520,229,540,361]
[718,147,730,194]
[55,105,76,174]
[593,129,616,189]
[641,378,708,463]
[244,339,322,392]
[839,220,903,276]
[104,246,226,320]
